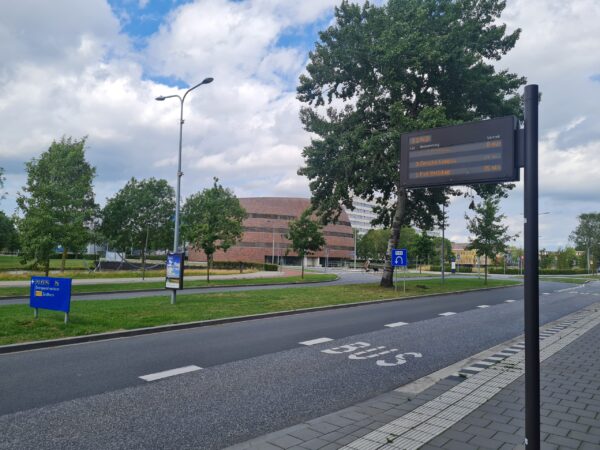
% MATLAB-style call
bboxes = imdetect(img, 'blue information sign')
[30,276,72,313]
[166,252,184,289]
[392,249,408,267]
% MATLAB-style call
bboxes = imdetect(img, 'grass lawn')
[0,274,337,298]
[0,278,519,345]
[0,267,258,281]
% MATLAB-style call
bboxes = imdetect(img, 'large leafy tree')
[17,137,97,274]
[414,230,434,272]
[357,229,390,260]
[0,212,19,252]
[297,0,524,287]
[569,213,600,273]
[101,178,175,277]
[181,178,246,282]
[286,209,327,279]
[465,195,515,284]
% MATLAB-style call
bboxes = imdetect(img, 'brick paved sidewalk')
[227,303,600,450]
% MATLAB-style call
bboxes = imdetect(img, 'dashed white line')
[385,321,409,328]
[299,337,333,346]
[140,365,202,382]
[439,312,456,316]
[505,300,516,303]
[543,292,551,295]
[477,305,490,309]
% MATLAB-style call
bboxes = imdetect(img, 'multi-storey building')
[342,197,383,236]
[188,197,354,267]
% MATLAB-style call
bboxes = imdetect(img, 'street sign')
[166,252,185,289]
[392,249,408,267]
[30,276,72,323]
[400,116,518,188]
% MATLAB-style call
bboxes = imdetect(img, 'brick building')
[187,197,355,266]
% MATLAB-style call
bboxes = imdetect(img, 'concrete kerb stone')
[0,282,521,355]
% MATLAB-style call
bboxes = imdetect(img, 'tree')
[556,247,577,271]
[101,178,175,278]
[182,178,246,282]
[0,166,6,202]
[297,0,524,287]
[414,231,434,273]
[570,213,600,273]
[465,196,515,284]
[286,209,327,279]
[0,212,19,252]
[17,137,96,275]
[357,229,390,260]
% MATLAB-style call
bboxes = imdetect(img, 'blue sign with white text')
[30,277,72,313]
[392,249,408,267]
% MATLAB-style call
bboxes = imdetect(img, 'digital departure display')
[400,116,519,188]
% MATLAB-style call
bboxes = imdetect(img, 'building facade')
[343,197,383,236]
[188,197,355,266]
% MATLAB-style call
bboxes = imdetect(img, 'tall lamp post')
[156,77,214,305]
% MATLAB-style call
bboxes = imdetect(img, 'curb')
[0,276,340,302]
[0,283,521,354]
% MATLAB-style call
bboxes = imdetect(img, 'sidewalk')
[227,303,600,450]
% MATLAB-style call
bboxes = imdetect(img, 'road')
[1,280,599,449]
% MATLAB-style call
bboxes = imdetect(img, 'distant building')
[187,197,355,267]
[343,197,383,236]
[452,242,478,266]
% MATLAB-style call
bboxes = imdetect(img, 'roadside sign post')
[30,277,72,324]
[392,249,408,293]
[399,85,540,449]
[524,84,540,450]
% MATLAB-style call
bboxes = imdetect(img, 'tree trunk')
[301,253,305,279]
[142,228,149,280]
[207,254,211,283]
[380,187,407,287]
[61,248,68,272]
[44,258,50,277]
[484,255,488,285]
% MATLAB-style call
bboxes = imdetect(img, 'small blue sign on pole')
[30,276,72,323]
[392,249,408,267]
[166,252,185,289]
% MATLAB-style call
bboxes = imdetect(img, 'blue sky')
[1,0,599,250]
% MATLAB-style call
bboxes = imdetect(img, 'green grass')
[538,277,590,284]
[0,255,95,271]
[0,278,519,345]
[0,267,258,281]
[0,274,337,298]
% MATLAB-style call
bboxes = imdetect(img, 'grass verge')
[0,278,519,346]
[0,274,335,298]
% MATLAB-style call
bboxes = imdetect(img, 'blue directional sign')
[392,248,408,267]
[30,276,72,313]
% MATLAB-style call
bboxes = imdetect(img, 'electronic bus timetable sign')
[400,116,519,188]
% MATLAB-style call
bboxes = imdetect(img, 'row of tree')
[0,140,326,279]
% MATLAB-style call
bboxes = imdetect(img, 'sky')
[0,0,599,250]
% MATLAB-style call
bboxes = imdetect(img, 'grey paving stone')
[567,429,600,445]
[491,431,525,445]
[300,437,330,450]
[465,424,497,439]
[546,433,581,448]
[468,435,505,449]
[307,421,339,435]
[288,428,323,442]
[558,419,589,433]
[268,434,304,449]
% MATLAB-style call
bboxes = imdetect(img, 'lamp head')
[201,77,214,85]
[155,96,166,101]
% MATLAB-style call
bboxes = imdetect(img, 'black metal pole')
[524,84,540,450]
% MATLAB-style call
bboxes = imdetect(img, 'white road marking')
[385,321,408,328]
[543,292,550,295]
[299,337,333,346]
[139,365,202,382]
[477,305,490,308]
[439,312,456,316]
[505,299,516,303]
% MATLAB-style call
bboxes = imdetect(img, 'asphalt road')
[1,280,599,449]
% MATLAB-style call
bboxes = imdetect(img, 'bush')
[263,263,279,271]
[429,264,472,273]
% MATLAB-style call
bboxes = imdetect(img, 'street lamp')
[156,77,214,305]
